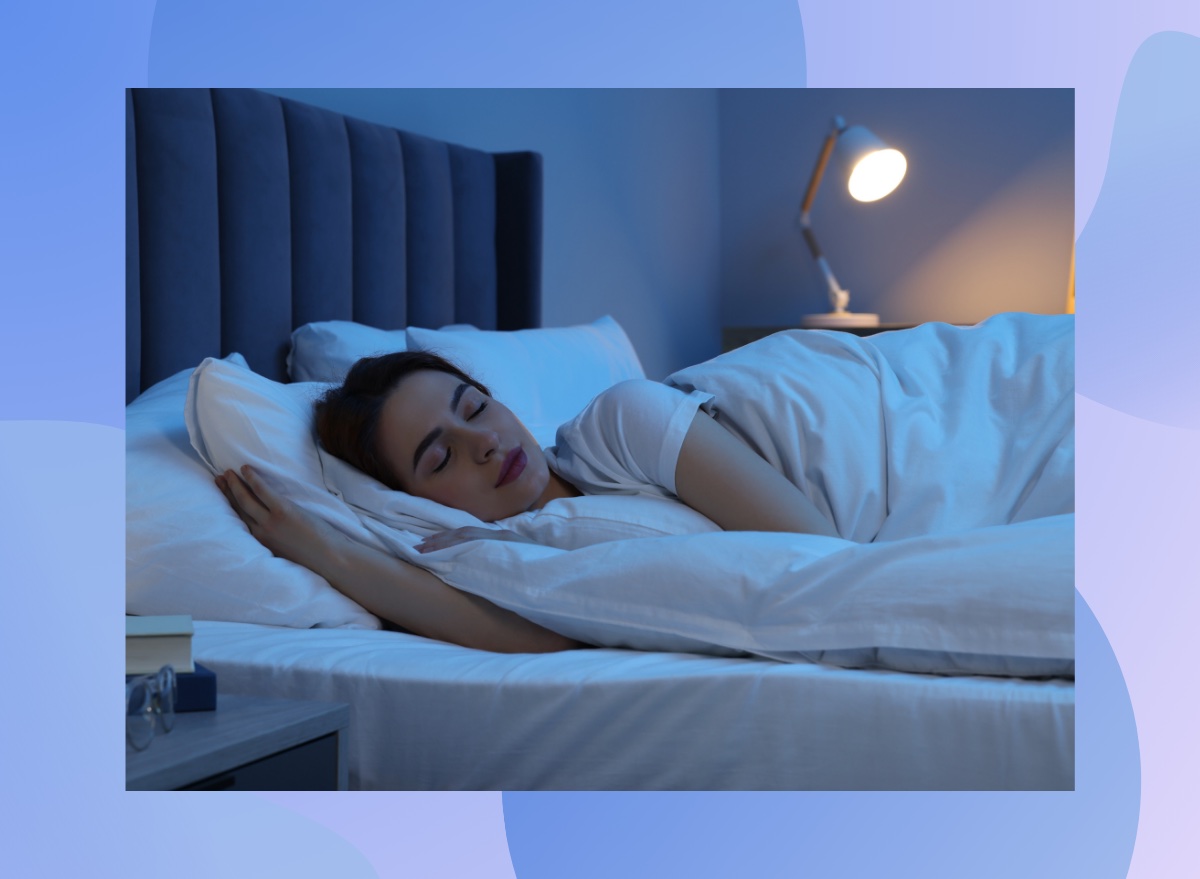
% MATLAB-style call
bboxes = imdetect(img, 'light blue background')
[2,1,1197,876]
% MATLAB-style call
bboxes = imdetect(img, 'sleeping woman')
[217,350,840,654]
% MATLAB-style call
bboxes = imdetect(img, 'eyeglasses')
[126,665,177,751]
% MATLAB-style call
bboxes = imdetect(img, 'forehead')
[379,370,464,442]
[381,367,460,429]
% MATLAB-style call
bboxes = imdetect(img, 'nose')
[464,426,499,464]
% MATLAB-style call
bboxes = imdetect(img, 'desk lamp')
[799,116,906,328]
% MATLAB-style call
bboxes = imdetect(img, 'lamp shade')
[798,117,908,329]
[837,124,907,202]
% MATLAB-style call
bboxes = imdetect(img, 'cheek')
[433,472,491,510]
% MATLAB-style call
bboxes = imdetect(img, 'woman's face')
[375,369,552,522]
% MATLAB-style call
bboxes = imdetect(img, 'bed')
[125,87,1075,790]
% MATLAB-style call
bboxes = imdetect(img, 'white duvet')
[187,313,1075,677]
[668,313,1075,543]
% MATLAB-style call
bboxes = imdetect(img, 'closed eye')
[429,397,486,475]
[433,449,451,473]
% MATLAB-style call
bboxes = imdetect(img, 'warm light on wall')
[1066,243,1075,314]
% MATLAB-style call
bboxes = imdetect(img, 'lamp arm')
[799,129,837,222]
[798,117,852,315]
[799,220,850,313]
[799,116,846,223]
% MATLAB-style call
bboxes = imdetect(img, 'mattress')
[194,621,1075,791]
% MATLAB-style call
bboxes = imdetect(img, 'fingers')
[415,527,481,554]
[216,474,256,532]
[415,532,451,554]
[237,464,278,505]
[415,526,524,554]
[215,467,269,527]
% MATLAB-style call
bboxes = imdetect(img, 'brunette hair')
[315,351,490,490]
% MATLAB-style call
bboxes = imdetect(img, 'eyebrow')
[411,382,469,474]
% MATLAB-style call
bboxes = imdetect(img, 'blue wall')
[719,88,1075,326]
[262,88,1072,375]
[262,88,722,380]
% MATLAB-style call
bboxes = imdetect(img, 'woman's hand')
[216,465,346,575]
[415,526,538,555]
[218,466,578,653]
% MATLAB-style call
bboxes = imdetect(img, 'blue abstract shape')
[121,797,380,878]
[0,422,366,878]
[504,593,1137,878]
[1,422,126,875]
[1077,31,1200,427]
[147,0,805,86]
[0,3,148,427]
[253,791,518,878]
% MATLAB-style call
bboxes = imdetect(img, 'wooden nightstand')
[722,324,920,352]
[126,693,350,791]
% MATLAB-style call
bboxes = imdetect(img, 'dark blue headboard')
[126,88,543,402]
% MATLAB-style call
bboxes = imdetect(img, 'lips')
[496,447,527,488]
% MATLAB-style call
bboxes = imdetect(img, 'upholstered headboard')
[125,88,543,402]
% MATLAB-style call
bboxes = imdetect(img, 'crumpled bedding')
[667,313,1074,542]
[333,313,1074,677]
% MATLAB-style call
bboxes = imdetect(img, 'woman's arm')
[674,410,839,538]
[219,466,583,653]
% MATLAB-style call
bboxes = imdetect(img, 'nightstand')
[126,693,350,791]
[722,324,920,352]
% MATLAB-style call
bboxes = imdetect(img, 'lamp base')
[800,311,880,329]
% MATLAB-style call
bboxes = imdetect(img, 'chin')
[525,467,551,508]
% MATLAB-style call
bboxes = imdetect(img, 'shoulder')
[556,380,709,451]
[585,379,684,419]
[550,380,714,496]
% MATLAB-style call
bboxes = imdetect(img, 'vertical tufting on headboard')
[125,88,542,401]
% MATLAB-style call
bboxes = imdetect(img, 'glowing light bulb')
[848,148,907,202]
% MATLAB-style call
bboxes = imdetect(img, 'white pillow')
[187,356,488,539]
[126,356,381,629]
[287,320,407,383]
[406,316,646,446]
[287,320,480,383]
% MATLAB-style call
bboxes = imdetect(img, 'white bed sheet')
[194,620,1075,791]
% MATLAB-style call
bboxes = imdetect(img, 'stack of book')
[125,615,216,712]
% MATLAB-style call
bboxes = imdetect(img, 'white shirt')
[545,379,713,499]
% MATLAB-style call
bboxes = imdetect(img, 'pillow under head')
[287,315,645,447]
[126,355,381,629]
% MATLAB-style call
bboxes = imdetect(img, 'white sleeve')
[547,379,714,498]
